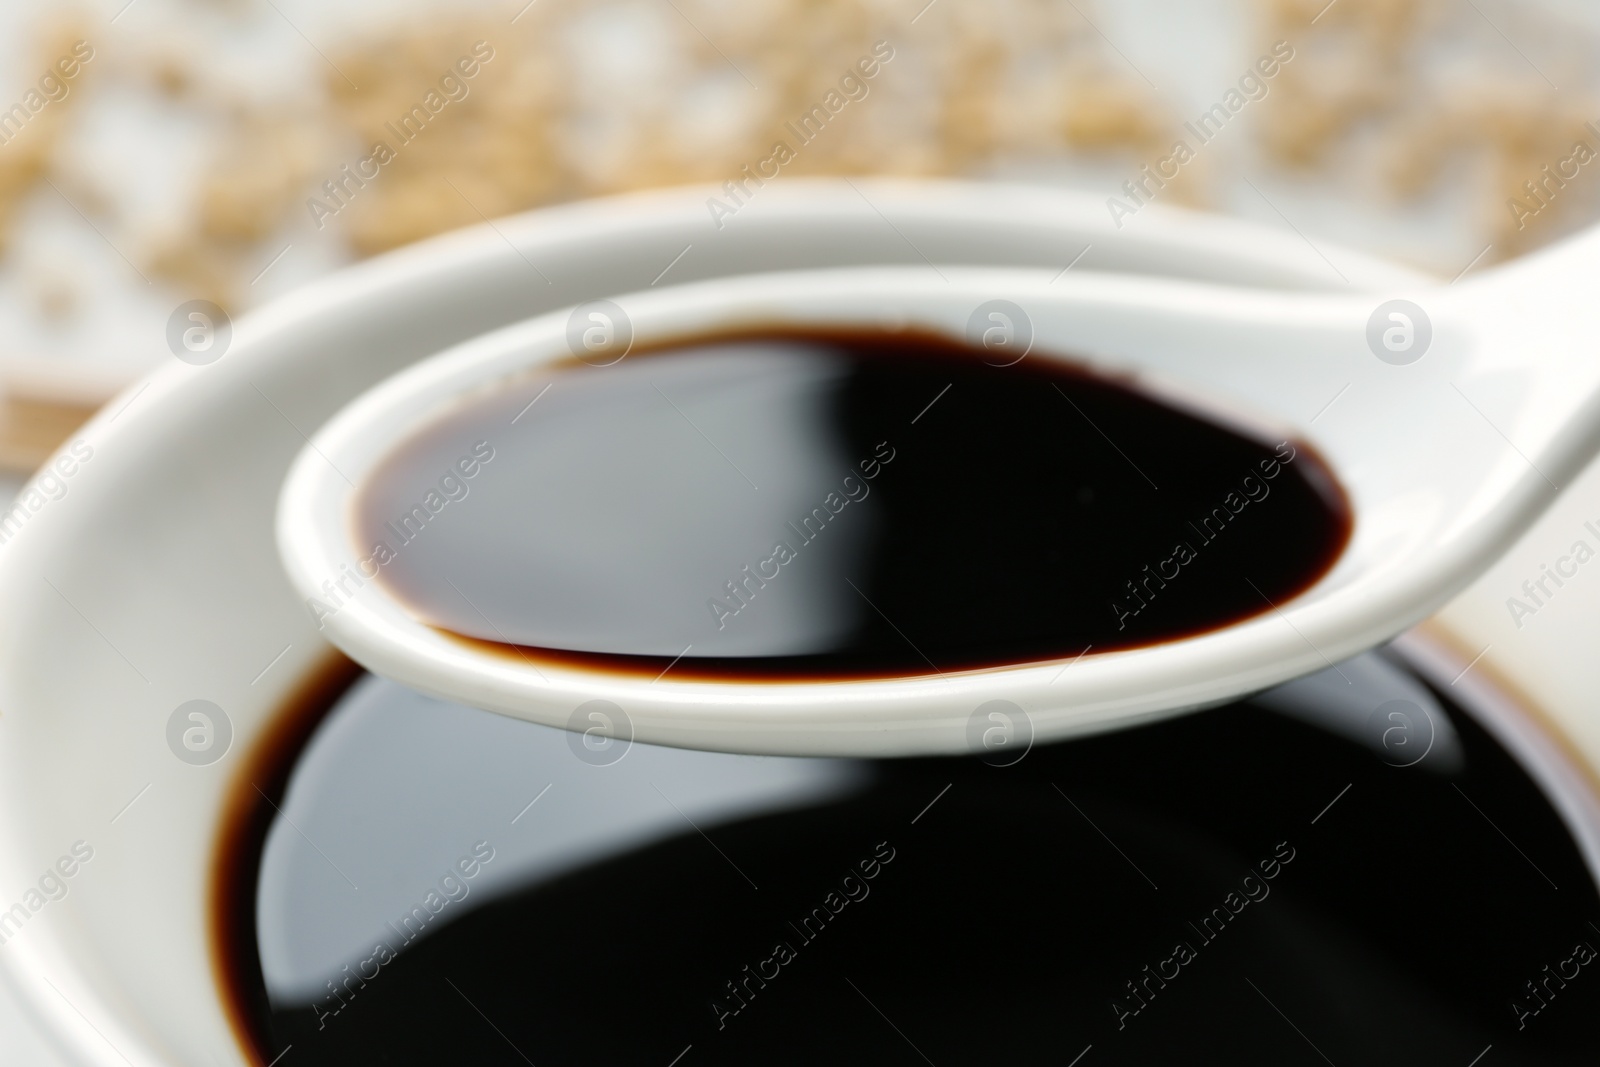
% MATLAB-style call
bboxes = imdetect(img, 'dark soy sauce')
[350,330,1351,679]
[226,653,1600,1065]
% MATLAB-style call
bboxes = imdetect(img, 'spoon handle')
[1449,224,1600,494]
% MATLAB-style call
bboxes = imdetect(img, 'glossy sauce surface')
[225,653,1600,1065]
[351,331,1351,678]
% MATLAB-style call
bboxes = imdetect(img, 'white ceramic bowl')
[1,180,1597,1065]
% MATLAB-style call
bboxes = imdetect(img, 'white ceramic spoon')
[276,228,1600,757]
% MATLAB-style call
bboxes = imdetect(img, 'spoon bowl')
[276,232,1600,756]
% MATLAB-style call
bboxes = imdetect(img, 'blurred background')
[5,0,1600,1058]
[2,0,1600,476]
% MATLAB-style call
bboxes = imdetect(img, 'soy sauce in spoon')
[347,329,1349,679]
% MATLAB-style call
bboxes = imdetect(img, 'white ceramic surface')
[276,227,1600,756]
[1,180,1597,1066]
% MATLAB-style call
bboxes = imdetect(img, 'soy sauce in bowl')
[221,650,1600,1065]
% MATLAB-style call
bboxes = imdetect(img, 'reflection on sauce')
[209,652,363,1064]
[221,654,1600,1065]
[351,330,1351,679]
